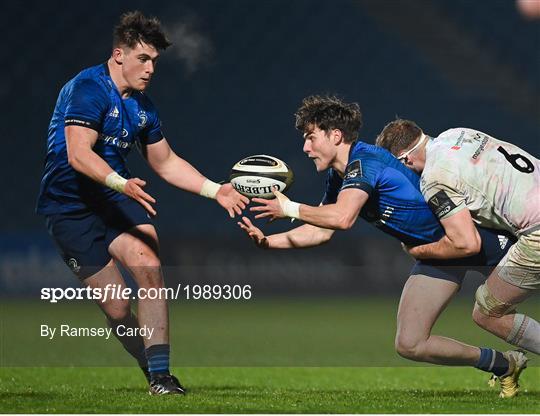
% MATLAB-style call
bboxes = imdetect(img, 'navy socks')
[145,344,170,378]
[476,348,509,377]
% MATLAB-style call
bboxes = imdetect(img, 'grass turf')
[1,366,539,413]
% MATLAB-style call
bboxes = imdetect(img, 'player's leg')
[83,258,149,380]
[395,274,481,365]
[45,210,149,380]
[108,223,183,394]
[397,272,517,384]
[472,231,540,354]
[469,232,539,398]
[396,273,525,398]
[109,224,166,344]
[472,279,532,398]
[472,278,538,351]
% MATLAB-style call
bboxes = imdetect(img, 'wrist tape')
[200,179,221,199]
[105,172,128,193]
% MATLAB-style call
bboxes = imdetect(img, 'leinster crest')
[138,110,148,128]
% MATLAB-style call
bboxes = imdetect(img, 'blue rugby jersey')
[36,63,164,215]
[322,141,445,246]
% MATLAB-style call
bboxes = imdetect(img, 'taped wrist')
[282,200,300,219]
[105,172,128,193]
[200,179,221,199]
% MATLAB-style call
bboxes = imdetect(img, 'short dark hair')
[375,119,423,155]
[294,95,362,143]
[113,11,172,51]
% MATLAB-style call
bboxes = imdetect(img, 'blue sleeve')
[340,156,383,196]
[64,79,108,132]
[321,170,342,205]
[139,101,164,145]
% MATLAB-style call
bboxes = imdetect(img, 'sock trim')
[488,348,496,371]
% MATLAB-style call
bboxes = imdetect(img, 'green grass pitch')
[1,298,539,413]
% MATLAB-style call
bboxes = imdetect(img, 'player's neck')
[107,59,133,98]
[332,143,352,176]
[416,148,427,172]
[415,139,430,172]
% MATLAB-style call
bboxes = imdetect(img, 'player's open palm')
[124,177,157,216]
[237,217,269,248]
[250,189,288,221]
[216,183,250,218]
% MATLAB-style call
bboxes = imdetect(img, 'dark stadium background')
[1,0,539,310]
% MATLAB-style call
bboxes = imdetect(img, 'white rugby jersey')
[420,128,540,236]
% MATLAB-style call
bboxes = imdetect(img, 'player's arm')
[250,188,369,230]
[238,217,335,249]
[405,171,481,259]
[143,138,249,217]
[65,125,157,215]
[405,208,481,259]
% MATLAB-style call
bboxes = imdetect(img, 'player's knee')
[474,283,515,319]
[123,247,163,289]
[395,334,425,361]
[472,303,507,334]
[125,245,161,268]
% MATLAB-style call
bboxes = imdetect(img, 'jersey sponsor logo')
[472,136,489,160]
[451,130,465,150]
[498,235,509,250]
[138,110,148,128]
[98,134,134,149]
[438,205,452,216]
[428,190,457,218]
[344,160,362,180]
[108,106,119,118]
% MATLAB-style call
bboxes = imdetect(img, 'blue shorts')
[410,226,516,285]
[45,198,152,280]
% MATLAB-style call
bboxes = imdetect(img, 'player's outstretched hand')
[250,189,288,221]
[216,183,250,218]
[124,177,157,216]
[237,217,269,249]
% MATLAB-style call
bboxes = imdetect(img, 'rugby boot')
[488,350,528,398]
[149,374,186,395]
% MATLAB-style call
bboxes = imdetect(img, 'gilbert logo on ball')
[230,155,294,199]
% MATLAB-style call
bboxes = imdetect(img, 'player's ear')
[112,47,124,65]
[332,129,343,145]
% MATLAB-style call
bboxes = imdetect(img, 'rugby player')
[376,120,539,390]
[36,11,248,395]
[238,95,526,398]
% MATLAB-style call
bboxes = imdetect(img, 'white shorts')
[498,229,540,290]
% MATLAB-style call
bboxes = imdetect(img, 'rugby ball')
[230,155,294,199]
